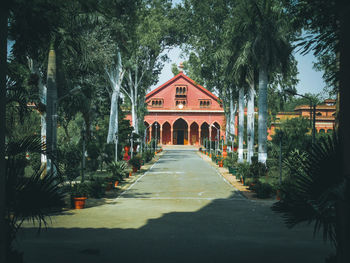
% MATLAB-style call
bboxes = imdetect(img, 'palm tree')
[247,82,255,163]
[238,87,245,163]
[239,0,293,163]
[5,135,65,262]
[272,132,348,262]
[46,42,58,176]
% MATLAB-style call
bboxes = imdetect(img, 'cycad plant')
[272,132,349,259]
[5,135,65,261]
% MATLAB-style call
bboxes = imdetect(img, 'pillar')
[150,125,153,142]
[188,128,191,145]
[160,126,163,145]
[170,127,173,145]
[199,128,201,146]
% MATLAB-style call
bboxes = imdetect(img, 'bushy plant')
[70,182,90,198]
[87,177,106,198]
[211,154,218,162]
[237,162,250,179]
[142,150,154,163]
[249,156,267,179]
[129,155,142,169]
[107,161,128,181]
[58,142,81,182]
[223,153,238,168]
[254,181,274,198]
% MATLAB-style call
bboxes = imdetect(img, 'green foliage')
[248,156,268,179]
[5,135,66,261]
[107,161,128,181]
[223,152,238,168]
[253,181,274,199]
[87,177,106,199]
[272,133,346,247]
[58,142,81,182]
[70,183,90,198]
[142,150,154,163]
[129,155,142,169]
[237,162,250,179]
[271,117,312,160]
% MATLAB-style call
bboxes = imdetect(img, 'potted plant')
[70,183,90,209]
[129,155,142,172]
[217,156,224,167]
[107,161,127,188]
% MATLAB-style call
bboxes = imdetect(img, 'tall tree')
[106,51,125,161]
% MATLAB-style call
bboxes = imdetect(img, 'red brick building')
[140,71,226,145]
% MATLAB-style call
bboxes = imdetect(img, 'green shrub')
[237,162,250,179]
[254,181,273,198]
[88,177,106,198]
[129,155,142,169]
[249,156,267,179]
[70,183,90,198]
[107,161,128,181]
[142,150,154,163]
[223,153,238,168]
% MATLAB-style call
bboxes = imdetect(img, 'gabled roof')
[146,72,220,101]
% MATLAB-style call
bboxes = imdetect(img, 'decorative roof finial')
[179,62,184,73]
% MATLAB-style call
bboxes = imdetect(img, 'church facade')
[141,72,226,145]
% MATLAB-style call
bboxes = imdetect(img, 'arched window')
[317,112,322,116]
[319,129,325,133]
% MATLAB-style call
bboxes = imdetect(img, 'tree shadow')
[17,193,332,263]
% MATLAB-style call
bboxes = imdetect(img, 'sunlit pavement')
[18,148,332,263]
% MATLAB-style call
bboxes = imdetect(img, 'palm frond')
[272,132,342,246]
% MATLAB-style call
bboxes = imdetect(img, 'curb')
[196,151,275,202]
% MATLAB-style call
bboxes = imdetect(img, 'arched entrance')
[162,122,171,145]
[211,122,220,141]
[151,122,160,144]
[201,122,209,145]
[173,118,188,145]
[190,122,199,145]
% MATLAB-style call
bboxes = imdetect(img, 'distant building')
[127,70,226,145]
[269,99,336,138]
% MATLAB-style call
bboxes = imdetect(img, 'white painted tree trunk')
[238,87,244,163]
[107,91,118,143]
[106,52,124,162]
[258,68,268,164]
[229,98,237,149]
[225,112,230,141]
[247,83,255,163]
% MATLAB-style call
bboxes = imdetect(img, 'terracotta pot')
[234,147,238,152]
[223,145,227,151]
[73,197,87,209]
[276,190,281,200]
[133,166,138,172]
[114,181,119,188]
[218,161,223,167]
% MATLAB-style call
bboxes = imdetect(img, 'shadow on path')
[18,193,332,263]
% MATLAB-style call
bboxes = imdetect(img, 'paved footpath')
[18,148,332,263]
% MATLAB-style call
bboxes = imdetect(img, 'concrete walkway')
[18,148,332,263]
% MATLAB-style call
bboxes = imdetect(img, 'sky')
[151,46,327,97]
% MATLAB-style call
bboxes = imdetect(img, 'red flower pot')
[114,181,119,188]
[73,197,87,209]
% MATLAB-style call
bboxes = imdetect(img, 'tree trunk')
[107,91,118,143]
[258,67,268,164]
[225,112,230,141]
[247,83,255,163]
[45,43,57,176]
[238,87,244,163]
[229,98,237,147]
[337,2,350,262]
[0,3,8,262]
